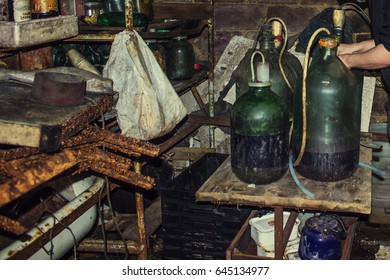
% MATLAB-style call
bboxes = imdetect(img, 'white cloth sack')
[103,30,187,140]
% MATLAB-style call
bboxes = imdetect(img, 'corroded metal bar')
[0,149,79,208]
[0,122,157,164]
[282,210,299,250]
[274,206,284,260]
[0,143,155,208]
[62,125,101,147]
[89,162,154,190]
[125,0,133,31]
[77,239,143,254]
[207,14,215,148]
[0,146,40,162]
[1,153,55,177]
[134,161,147,260]
[98,143,142,157]
[75,146,134,171]
[60,94,113,141]
[89,126,160,157]
[0,215,28,235]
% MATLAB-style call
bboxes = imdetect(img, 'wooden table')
[0,82,113,152]
[196,147,372,259]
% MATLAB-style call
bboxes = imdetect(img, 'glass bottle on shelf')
[165,36,195,80]
[94,11,148,29]
[133,0,153,22]
[7,0,31,21]
[30,0,59,19]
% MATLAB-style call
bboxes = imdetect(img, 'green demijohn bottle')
[235,23,302,115]
[231,51,290,184]
[291,37,362,182]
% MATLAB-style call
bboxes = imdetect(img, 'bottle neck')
[248,83,272,94]
[333,29,344,44]
[319,46,337,60]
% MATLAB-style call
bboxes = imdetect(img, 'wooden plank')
[122,197,162,241]
[158,122,202,155]
[168,147,216,161]
[0,122,41,147]
[196,147,372,214]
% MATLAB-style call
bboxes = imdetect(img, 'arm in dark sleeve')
[378,2,390,52]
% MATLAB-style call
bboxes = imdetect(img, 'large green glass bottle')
[235,24,302,115]
[292,37,362,182]
[231,56,290,184]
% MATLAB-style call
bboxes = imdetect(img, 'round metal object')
[31,72,86,106]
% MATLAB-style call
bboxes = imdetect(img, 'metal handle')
[322,214,348,239]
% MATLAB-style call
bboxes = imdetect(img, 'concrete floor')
[350,217,390,260]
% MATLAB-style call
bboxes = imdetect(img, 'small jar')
[84,1,101,17]
[165,36,195,80]
[31,0,59,19]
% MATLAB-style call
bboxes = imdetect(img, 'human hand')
[338,53,351,69]
[337,43,354,56]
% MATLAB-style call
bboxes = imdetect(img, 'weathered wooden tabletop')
[196,147,372,214]
[0,82,113,150]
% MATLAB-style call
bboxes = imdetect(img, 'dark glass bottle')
[332,7,364,109]
[292,37,362,182]
[165,36,195,80]
[235,24,302,115]
[31,0,59,19]
[231,61,290,185]
[96,11,147,29]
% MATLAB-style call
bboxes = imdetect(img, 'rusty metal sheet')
[0,215,28,235]
[0,149,79,207]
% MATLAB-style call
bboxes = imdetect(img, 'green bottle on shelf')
[230,51,290,185]
[97,11,148,29]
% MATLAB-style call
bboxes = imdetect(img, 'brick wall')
[155,0,371,60]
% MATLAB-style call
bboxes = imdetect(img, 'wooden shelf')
[67,2,213,43]
[0,16,78,49]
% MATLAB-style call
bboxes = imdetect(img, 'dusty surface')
[350,218,390,260]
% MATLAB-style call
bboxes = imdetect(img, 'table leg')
[134,162,147,260]
[274,206,284,260]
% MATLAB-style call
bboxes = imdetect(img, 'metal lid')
[305,214,339,233]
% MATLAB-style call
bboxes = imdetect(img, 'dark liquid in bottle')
[231,132,289,184]
[293,148,359,182]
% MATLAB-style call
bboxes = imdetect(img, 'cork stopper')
[318,38,338,49]
[272,21,283,37]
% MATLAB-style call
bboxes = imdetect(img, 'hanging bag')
[103,30,187,140]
